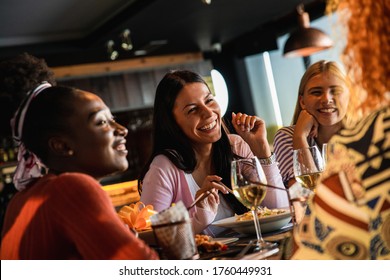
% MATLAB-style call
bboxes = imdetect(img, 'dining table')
[138,220,295,260]
[130,198,301,260]
[197,223,295,260]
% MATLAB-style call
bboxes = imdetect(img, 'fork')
[187,182,235,210]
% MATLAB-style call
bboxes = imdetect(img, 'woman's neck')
[194,143,213,168]
[192,143,214,185]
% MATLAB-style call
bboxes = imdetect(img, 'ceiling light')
[120,29,133,51]
[283,4,333,58]
[107,40,119,60]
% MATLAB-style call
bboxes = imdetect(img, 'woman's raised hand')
[231,112,271,158]
[293,110,318,148]
[232,112,267,140]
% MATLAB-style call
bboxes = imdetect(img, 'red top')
[1,173,159,260]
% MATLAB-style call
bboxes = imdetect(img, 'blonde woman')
[273,60,352,187]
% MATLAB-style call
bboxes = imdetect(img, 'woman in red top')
[1,84,158,260]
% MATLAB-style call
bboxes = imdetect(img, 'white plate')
[211,237,239,245]
[211,210,292,234]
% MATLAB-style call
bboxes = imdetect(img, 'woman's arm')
[261,164,289,208]
[274,126,296,187]
[52,173,159,260]
[140,155,217,233]
[229,133,289,209]
[231,112,271,158]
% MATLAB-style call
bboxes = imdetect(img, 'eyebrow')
[308,87,322,91]
[182,92,212,111]
[308,85,343,91]
[87,108,106,120]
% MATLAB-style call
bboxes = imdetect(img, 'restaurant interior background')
[0,0,343,206]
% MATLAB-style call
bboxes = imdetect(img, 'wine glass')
[231,157,276,251]
[293,146,325,192]
[322,143,336,168]
[322,143,329,167]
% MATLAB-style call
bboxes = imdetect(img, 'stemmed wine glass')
[293,146,325,192]
[231,157,277,251]
[322,143,336,168]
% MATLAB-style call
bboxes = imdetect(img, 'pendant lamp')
[283,4,333,57]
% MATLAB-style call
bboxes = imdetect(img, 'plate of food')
[195,234,238,253]
[211,208,291,234]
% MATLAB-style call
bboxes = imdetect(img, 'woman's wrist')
[292,136,310,149]
[250,139,271,158]
[257,153,276,165]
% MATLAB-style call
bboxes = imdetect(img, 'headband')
[11,82,52,191]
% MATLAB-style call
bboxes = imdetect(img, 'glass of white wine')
[293,146,325,192]
[231,157,276,251]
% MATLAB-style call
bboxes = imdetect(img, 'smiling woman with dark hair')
[139,70,288,236]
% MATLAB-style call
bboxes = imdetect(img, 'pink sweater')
[1,173,159,260]
[141,134,288,234]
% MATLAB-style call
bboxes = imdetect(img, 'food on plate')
[195,234,228,253]
[236,207,287,221]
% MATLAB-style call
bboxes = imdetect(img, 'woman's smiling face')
[300,72,350,127]
[66,91,129,178]
[172,82,221,147]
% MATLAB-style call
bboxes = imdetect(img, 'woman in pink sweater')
[1,84,158,260]
[139,70,288,236]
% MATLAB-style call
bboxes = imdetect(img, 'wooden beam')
[52,52,204,79]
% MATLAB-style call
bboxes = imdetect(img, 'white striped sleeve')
[273,126,295,186]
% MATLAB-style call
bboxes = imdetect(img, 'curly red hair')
[327,0,390,117]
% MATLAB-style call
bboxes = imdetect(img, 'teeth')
[200,120,217,131]
[116,144,126,151]
[319,108,336,113]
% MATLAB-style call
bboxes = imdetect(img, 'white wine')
[295,171,322,191]
[233,184,267,210]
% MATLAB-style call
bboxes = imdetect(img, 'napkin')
[150,201,198,259]
[150,201,189,226]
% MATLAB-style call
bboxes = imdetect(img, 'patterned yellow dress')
[292,106,390,260]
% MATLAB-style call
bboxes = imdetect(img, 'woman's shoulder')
[57,172,98,183]
[34,173,106,209]
[228,133,245,144]
[150,154,177,168]
[273,126,295,145]
[147,154,183,177]
[275,125,295,138]
[228,133,253,157]
[43,173,101,193]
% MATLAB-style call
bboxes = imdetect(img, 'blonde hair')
[291,60,355,125]
[326,0,390,117]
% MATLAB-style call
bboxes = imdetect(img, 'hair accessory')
[12,82,52,143]
[10,82,52,191]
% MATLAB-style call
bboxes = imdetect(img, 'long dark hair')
[139,70,247,214]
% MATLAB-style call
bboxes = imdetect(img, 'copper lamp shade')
[283,5,333,57]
